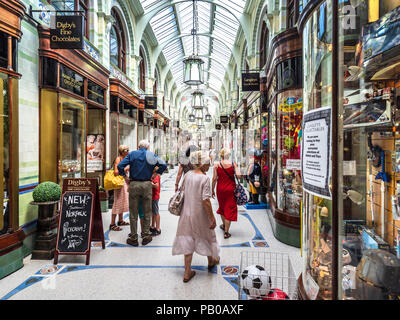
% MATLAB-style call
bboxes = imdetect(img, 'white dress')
[172,171,220,258]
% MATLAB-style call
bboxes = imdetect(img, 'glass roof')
[140,0,247,91]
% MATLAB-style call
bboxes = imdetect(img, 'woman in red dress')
[212,148,242,239]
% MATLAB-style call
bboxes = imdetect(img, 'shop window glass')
[87,80,105,105]
[277,89,303,216]
[87,107,105,184]
[337,0,400,300]
[302,0,333,300]
[119,116,138,154]
[0,33,8,69]
[59,64,84,96]
[110,112,119,164]
[269,101,277,201]
[0,73,9,235]
[59,95,86,182]
[42,57,58,87]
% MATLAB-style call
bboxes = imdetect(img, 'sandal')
[110,224,122,231]
[208,256,220,270]
[183,271,196,283]
[117,220,130,226]
[219,224,225,231]
[224,232,231,239]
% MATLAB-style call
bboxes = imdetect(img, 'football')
[241,264,272,299]
[263,288,290,300]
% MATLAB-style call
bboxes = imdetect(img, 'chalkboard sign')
[58,192,93,253]
[54,178,105,265]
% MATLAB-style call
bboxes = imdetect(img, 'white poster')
[301,107,332,199]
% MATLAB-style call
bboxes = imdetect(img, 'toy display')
[241,264,272,299]
[277,95,303,215]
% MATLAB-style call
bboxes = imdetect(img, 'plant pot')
[30,200,60,260]
[99,191,109,213]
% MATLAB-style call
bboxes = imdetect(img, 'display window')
[59,95,86,182]
[269,101,277,202]
[277,90,303,216]
[87,107,106,185]
[301,0,334,300]
[0,73,10,235]
[337,0,400,300]
[109,93,138,165]
[119,115,138,152]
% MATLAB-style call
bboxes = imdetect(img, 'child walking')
[150,172,161,236]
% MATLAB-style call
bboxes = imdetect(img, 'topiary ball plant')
[32,182,62,202]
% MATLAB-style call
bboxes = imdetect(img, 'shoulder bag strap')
[179,172,189,191]
[219,162,236,184]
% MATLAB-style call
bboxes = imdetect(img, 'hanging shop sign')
[87,134,105,172]
[301,107,332,199]
[220,115,229,123]
[50,15,84,49]
[59,64,84,96]
[54,178,105,265]
[215,124,222,130]
[145,96,157,110]
[242,72,260,92]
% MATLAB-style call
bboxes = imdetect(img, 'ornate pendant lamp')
[192,89,204,109]
[188,111,196,122]
[183,0,204,86]
[205,113,212,122]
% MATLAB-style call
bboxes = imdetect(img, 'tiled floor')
[0,168,302,300]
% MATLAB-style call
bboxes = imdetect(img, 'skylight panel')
[140,0,159,10]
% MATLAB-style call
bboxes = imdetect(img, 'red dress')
[216,165,238,221]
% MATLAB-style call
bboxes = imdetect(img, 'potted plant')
[30,181,62,260]
[98,186,109,213]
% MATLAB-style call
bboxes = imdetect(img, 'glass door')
[59,95,86,182]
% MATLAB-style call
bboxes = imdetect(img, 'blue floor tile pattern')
[0,168,302,300]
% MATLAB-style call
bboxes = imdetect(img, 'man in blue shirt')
[118,140,167,246]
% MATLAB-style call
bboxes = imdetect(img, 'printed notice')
[301,107,332,199]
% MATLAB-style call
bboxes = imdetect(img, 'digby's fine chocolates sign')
[50,15,84,49]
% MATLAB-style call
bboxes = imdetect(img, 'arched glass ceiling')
[140,0,247,91]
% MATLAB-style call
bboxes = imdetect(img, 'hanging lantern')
[205,113,212,122]
[188,112,196,122]
[183,55,204,86]
[192,90,204,109]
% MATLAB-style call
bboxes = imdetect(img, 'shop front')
[298,0,400,300]
[109,78,139,164]
[38,26,109,186]
[264,27,303,247]
[0,0,26,279]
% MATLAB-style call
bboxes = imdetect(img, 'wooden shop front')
[0,0,26,279]
[109,78,139,163]
[38,26,110,186]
